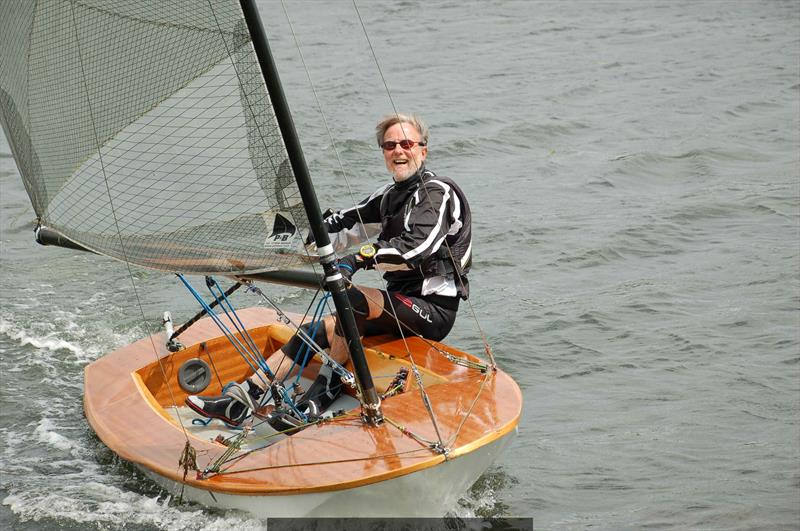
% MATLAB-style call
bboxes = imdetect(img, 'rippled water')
[2,1,798,529]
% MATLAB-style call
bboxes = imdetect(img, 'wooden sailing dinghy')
[1,0,522,518]
[85,307,520,517]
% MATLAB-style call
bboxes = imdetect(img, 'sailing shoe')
[295,364,342,413]
[265,408,306,434]
[186,380,264,426]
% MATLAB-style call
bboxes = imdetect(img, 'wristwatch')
[359,244,377,259]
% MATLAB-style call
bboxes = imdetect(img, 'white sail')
[0,0,310,274]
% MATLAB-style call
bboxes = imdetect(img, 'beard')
[390,160,421,182]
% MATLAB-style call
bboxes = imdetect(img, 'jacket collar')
[392,165,427,190]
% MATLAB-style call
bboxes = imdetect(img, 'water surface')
[1,1,798,529]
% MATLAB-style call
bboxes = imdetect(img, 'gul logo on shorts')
[394,294,432,323]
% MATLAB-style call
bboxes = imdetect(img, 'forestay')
[0,0,311,274]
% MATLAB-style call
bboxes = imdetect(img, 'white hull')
[138,427,516,518]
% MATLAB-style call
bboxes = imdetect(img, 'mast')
[238,0,382,425]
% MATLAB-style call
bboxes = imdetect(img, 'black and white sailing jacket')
[324,167,472,299]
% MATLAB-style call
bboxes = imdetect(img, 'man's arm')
[313,183,391,253]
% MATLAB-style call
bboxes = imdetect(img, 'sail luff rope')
[65,1,193,444]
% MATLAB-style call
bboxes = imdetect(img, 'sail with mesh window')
[0,0,312,274]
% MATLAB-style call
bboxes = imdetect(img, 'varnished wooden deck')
[83,307,522,495]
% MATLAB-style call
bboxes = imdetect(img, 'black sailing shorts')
[359,290,459,342]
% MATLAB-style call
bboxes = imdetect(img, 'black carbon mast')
[238,0,383,425]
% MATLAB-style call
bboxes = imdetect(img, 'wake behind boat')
[0,0,522,518]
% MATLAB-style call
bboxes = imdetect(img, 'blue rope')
[176,275,272,389]
[207,277,263,359]
[177,276,338,423]
[205,277,270,375]
[268,292,332,422]
[278,385,307,421]
[281,292,331,387]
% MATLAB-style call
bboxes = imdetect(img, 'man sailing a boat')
[187,113,472,427]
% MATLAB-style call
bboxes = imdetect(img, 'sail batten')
[1,0,311,274]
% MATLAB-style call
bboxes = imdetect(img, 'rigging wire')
[66,2,193,450]
[247,283,355,387]
[208,447,433,478]
[206,411,451,476]
[278,0,498,454]
[352,0,507,449]
[206,277,265,365]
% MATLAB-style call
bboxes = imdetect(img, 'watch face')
[360,244,376,258]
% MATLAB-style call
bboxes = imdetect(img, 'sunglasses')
[380,139,426,151]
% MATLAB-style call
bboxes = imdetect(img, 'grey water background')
[1,0,798,529]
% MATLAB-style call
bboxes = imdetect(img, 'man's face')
[382,122,427,182]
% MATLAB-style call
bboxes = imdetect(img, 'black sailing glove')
[337,253,362,282]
